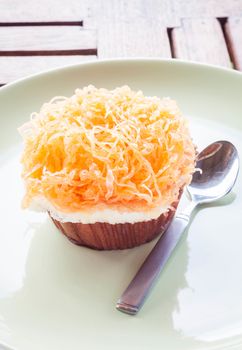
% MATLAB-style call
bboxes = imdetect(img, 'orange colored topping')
[19,86,196,212]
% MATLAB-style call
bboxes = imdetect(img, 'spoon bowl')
[188,141,239,204]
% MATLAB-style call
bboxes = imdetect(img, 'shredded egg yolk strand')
[19,85,196,212]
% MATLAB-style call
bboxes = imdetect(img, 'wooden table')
[1,0,242,85]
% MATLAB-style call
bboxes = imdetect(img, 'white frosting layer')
[29,196,170,224]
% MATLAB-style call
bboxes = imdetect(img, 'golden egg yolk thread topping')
[19,85,196,213]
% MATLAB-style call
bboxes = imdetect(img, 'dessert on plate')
[19,85,196,250]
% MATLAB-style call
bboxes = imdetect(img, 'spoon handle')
[116,214,190,315]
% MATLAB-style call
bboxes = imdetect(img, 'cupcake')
[19,86,196,250]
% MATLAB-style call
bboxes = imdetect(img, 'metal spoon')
[116,140,239,315]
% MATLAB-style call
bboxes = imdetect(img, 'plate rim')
[0,57,242,94]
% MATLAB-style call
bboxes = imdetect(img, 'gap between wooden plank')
[0,21,83,26]
[217,18,236,69]
[0,50,97,56]
[167,28,176,58]
[223,17,242,71]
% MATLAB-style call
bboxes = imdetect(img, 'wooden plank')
[88,0,242,30]
[89,0,172,58]
[0,26,96,52]
[0,56,97,84]
[90,0,177,24]
[172,18,232,67]
[225,17,242,71]
[98,20,171,58]
[0,0,88,22]
[1,0,241,26]
[170,0,242,19]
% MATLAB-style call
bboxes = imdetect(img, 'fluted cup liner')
[50,198,180,250]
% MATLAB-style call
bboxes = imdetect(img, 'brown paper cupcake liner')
[50,199,180,250]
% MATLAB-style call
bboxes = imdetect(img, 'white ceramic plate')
[0,59,242,350]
